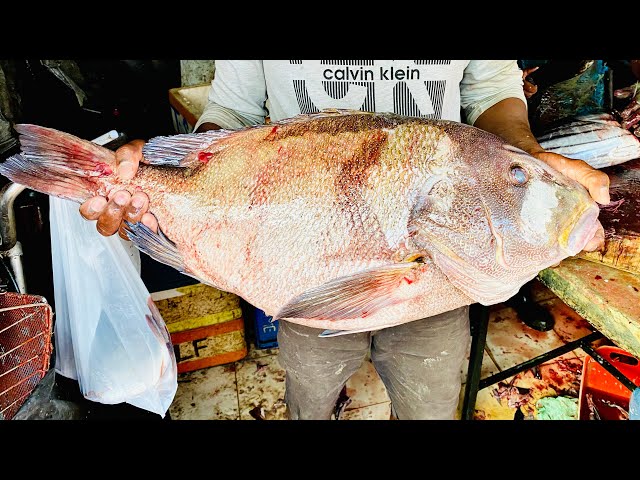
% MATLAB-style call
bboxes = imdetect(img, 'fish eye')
[509,164,529,185]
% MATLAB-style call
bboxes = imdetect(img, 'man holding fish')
[78,60,610,420]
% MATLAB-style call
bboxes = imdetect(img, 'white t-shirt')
[194,60,526,131]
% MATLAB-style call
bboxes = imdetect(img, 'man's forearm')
[195,122,222,133]
[473,98,543,156]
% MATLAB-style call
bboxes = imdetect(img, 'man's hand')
[532,151,609,252]
[79,139,158,239]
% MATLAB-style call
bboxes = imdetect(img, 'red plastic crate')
[578,346,640,420]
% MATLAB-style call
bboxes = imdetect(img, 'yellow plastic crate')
[151,283,247,371]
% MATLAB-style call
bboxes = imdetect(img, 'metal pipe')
[0,182,26,251]
[6,242,26,294]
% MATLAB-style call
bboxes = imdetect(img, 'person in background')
[614,60,640,134]
[78,60,610,420]
[522,66,539,99]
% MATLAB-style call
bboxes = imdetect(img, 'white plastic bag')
[50,196,177,417]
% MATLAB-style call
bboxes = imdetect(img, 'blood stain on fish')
[95,163,113,176]
[264,126,279,141]
[198,152,214,163]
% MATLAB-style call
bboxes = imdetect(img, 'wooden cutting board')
[577,158,640,275]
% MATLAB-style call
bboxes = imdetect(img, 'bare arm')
[195,122,222,133]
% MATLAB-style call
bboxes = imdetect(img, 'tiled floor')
[168,279,616,421]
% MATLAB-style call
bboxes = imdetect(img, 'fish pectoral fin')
[319,329,349,337]
[274,261,424,322]
[319,326,384,337]
[124,221,188,274]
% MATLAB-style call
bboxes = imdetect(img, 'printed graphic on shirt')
[290,60,452,119]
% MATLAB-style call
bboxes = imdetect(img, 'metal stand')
[461,303,489,420]
[461,304,638,420]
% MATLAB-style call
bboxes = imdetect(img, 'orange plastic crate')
[578,346,640,420]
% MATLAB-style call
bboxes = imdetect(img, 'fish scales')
[134,115,449,324]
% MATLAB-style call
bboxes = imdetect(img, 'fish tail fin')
[0,124,117,203]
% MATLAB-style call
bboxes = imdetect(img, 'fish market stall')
[462,61,640,419]
[4,59,640,422]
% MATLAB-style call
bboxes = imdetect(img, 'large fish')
[0,110,601,334]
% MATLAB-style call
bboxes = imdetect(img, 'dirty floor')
[168,279,613,420]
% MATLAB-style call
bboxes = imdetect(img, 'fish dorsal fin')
[274,109,376,126]
[274,258,426,322]
[284,108,373,121]
[142,110,375,167]
[142,129,242,167]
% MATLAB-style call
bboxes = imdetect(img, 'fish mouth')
[562,205,601,254]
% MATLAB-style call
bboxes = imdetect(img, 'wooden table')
[538,258,640,357]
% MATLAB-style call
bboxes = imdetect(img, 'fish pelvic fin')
[274,259,426,322]
[318,329,347,337]
[124,221,187,274]
[0,124,117,203]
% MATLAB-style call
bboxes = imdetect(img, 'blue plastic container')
[253,308,279,349]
